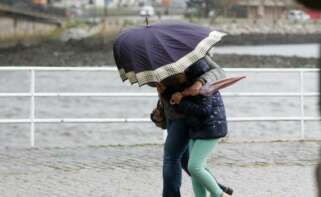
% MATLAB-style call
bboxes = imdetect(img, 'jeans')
[163,118,190,197]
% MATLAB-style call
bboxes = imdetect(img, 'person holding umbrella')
[154,58,234,197]
[113,21,240,197]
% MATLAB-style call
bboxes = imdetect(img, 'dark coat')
[175,91,228,139]
[161,59,228,139]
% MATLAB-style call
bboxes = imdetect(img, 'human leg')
[189,140,207,197]
[163,119,190,197]
[188,139,223,197]
[186,141,233,196]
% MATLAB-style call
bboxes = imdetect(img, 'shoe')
[218,183,233,195]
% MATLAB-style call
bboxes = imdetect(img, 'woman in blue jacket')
[159,59,230,197]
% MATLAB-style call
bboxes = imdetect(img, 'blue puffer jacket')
[175,91,227,139]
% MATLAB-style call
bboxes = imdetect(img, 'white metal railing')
[0,67,320,146]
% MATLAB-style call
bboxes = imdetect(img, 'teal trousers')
[188,139,223,197]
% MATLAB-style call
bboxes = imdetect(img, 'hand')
[170,92,184,105]
[182,80,203,96]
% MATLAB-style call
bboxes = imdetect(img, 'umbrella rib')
[156,28,197,49]
[150,31,177,62]
[143,33,156,71]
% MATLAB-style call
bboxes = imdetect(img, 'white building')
[50,0,106,8]
[107,0,140,8]
[92,0,105,7]
[50,0,185,8]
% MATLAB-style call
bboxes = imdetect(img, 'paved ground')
[0,141,320,197]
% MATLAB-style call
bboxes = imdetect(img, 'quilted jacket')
[175,92,228,139]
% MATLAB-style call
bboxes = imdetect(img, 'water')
[215,44,320,58]
[0,69,320,148]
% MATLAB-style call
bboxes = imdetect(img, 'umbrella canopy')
[113,21,226,86]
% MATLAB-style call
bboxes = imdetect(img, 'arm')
[183,55,226,96]
[176,96,213,117]
[198,55,226,85]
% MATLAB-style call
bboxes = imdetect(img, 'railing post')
[299,70,305,140]
[30,69,35,147]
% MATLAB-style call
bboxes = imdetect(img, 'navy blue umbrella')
[113,21,226,86]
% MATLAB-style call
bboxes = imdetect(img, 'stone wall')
[0,17,56,40]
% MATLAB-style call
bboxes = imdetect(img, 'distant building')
[49,0,117,8]
[93,0,104,7]
[161,0,171,8]
[49,0,87,8]
[107,0,185,8]
[32,0,48,6]
[48,0,185,9]
[107,0,139,8]
[237,0,294,20]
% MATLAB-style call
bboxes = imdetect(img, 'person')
[152,56,230,197]
[169,60,230,197]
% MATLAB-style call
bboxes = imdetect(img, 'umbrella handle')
[145,15,150,27]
